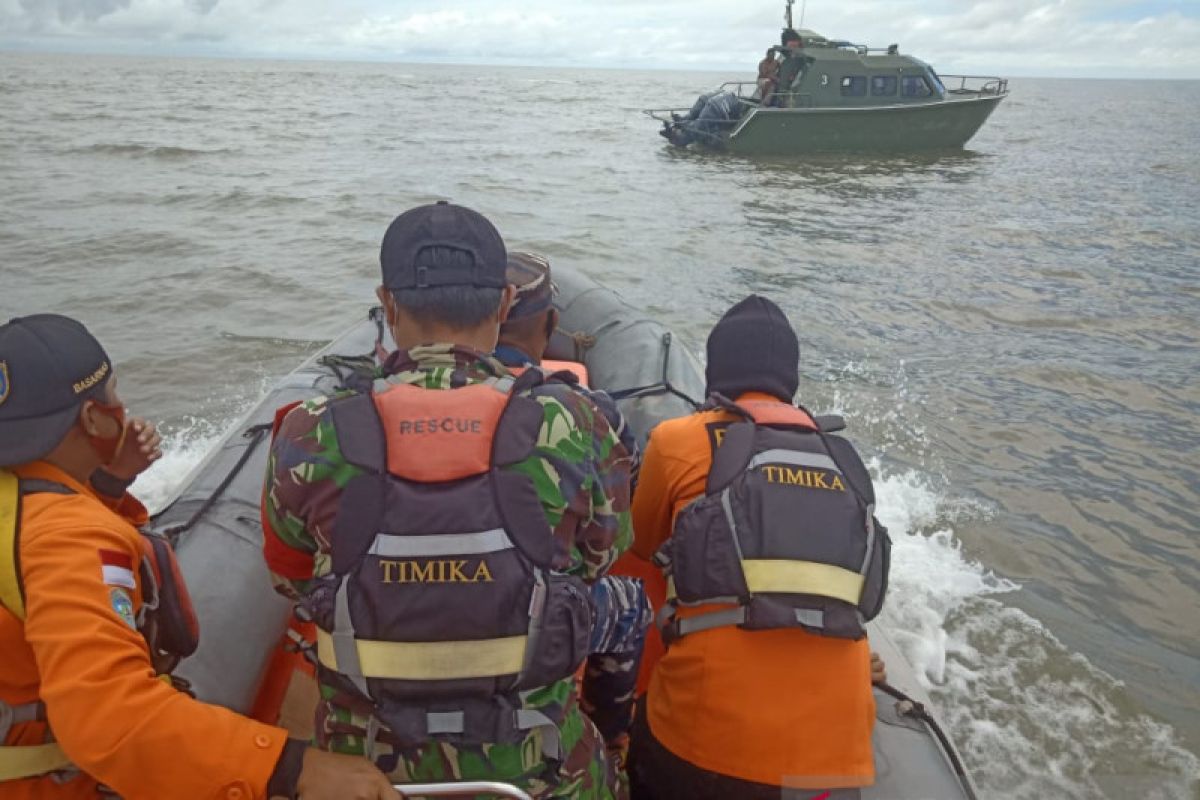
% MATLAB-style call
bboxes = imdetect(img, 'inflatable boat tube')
[148,266,976,799]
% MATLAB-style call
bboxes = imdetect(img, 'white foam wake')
[128,417,226,514]
[868,463,1199,799]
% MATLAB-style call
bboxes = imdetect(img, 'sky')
[2,0,1199,79]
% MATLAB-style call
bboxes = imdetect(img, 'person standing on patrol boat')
[495,251,651,765]
[0,315,398,800]
[261,202,634,798]
[625,296,890,800]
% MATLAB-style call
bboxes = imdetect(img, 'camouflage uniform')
[263,344,634,799]
[493,344,651,750]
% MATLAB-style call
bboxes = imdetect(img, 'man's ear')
[545,307,560,339]
[496,285,517,324]
[376,286,397,328]
[78,400,107,437]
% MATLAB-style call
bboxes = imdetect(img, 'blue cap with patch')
[0,314,113,466]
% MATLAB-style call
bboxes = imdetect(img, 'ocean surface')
[1,52,1197,798]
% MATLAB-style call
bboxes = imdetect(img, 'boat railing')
[395,781,533,799]
[938,74,1009,96]
[718,81,813,109]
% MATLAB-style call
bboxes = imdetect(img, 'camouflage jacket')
[492,343,650,744]
[262,344,634,799]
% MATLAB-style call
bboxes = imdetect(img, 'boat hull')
[726,95,1004,153]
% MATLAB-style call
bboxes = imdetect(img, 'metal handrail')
[938,74,1009,95]
[394,781,533,799]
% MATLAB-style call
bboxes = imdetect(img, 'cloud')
[186,0,217,14]
[16,0,131,26]
[1,0,1198,78]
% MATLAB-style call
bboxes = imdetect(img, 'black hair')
[390,247,503,328]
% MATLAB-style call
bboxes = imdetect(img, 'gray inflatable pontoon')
[149,266,977,799]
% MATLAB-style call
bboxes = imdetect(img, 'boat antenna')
[784,0,794,29]
[799,0,807,29]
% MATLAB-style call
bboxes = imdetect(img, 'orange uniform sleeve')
[21,500,287,800]
[630,427,681,562]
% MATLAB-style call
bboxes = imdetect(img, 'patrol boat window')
[840,76,867,97]
[870,75,897,96]
[901,75,933,97]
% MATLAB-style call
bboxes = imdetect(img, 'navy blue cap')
[0,314,113,466]
[380,201,508,290]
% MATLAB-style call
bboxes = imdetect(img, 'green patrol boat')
[647,1,1008,154]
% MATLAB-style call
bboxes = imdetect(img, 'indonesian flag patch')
[99,549,137,590]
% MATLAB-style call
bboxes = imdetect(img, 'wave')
[69,143,237,160]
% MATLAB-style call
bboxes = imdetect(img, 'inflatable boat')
[148,266,977,799]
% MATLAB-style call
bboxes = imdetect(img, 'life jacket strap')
[659,602,833,644]
[356,707,561,765]
[0,699,71,783]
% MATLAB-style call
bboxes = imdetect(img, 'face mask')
[86,400,128,465]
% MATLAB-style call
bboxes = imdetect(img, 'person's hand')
[295,748,402,800]
[105,418,163,481]
[870,651,887,686]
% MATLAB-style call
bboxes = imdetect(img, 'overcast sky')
[2,0,1199,78]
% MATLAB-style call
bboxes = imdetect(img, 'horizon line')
[2,43,1198,82]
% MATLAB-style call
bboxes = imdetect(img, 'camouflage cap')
[505,251,558,320]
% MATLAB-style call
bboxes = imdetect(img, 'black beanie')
[705,295,800,403]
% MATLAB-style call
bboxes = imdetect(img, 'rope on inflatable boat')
[876,682,978,800]
[154,422,272,540]
[607,332,701,410]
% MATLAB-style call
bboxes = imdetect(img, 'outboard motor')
[660,90,742,148]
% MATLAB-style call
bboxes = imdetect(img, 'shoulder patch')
[705,421,732,454]
[109,587,137,629]
[0,361,9,406]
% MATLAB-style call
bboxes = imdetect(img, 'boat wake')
[872,465,1199,799]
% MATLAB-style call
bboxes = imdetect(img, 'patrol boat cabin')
[647,6,1008,153]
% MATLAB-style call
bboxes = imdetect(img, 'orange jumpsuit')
[626,392,876,789]
[0,461,288,800]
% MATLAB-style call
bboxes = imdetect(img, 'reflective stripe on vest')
[0,470,24,619]
[741,560,864,605]
[315,630,529,681]
[665,557,865,607]
[368,528,513,558]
